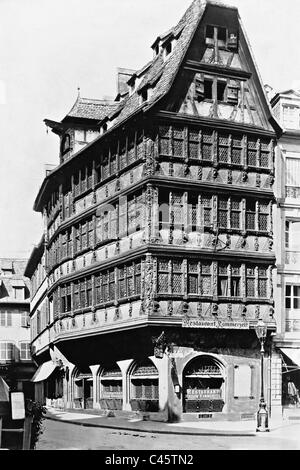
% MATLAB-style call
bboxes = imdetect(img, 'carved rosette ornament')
[128,303,133,317]
[254,237,259,251]
[242,305,247,318]
[168,300,173,316]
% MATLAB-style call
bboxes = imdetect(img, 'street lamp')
[255,319,269,432]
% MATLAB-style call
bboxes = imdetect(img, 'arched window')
[99,364,122,411]
[130,359,159,412]
[183,355,225,413]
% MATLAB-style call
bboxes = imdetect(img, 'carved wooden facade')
[28,1,281,418]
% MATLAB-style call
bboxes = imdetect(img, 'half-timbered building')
[26,0,281,420]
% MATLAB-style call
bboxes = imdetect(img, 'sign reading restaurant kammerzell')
[182,318,250,329]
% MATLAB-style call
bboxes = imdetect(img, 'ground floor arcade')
[32,326,283,420]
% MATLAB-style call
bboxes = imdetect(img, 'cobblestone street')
[36,418,300,451]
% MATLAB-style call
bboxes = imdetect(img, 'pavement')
[45,407,300,439]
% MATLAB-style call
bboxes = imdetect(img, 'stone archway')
[98,364,123,411]
[183,355,225,413]
[129,358,159,412]
[72,366,93,409]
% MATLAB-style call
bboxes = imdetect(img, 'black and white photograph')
[0,0,300,456]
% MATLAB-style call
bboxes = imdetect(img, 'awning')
[280,348,300,370]
[31,361,57,382]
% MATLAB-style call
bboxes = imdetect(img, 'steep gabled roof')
[107,0,207,127]
[64,96,119,121]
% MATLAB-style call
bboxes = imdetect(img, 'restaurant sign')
[182,319,250,329]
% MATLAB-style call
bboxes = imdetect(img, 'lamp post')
[255,319,269,432]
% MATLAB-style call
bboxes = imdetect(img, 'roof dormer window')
[141,88,148,103]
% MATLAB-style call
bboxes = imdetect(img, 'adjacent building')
[0,258,35,398]
[26,0,282,420]
[271,89,300,411]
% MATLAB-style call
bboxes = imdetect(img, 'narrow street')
[36,419,300,451]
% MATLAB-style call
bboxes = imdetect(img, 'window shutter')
[227,80,239,105]
[227,31,238,51]
[194,74,205,101]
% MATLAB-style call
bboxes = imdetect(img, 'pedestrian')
[287,377,299,406]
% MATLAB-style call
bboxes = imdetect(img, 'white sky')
[0,0,299,259]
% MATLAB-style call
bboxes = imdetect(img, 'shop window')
[130,359,159,411]
[183,356,224,413]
